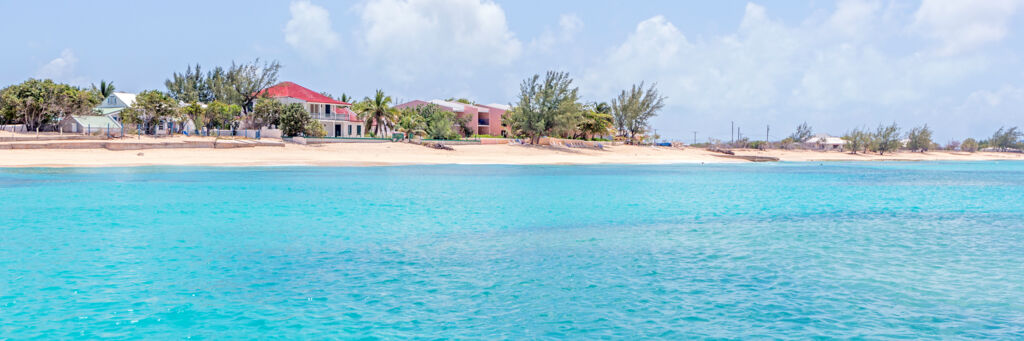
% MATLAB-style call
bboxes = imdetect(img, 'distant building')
[395,99,509,137]
[804,134,847,151]
[257,82,364,137]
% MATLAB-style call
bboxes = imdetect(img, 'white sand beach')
[0,135,1021,167]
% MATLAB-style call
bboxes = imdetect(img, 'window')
[348,125,352,136]
[309,104,319,114]
[357,125,362,136]
[325,104,332,114]
[107,97,116,105]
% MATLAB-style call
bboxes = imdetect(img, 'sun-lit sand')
[0,134,1021,167]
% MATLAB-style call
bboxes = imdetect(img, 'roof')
[112,92,136,107]
[94,107,124,116]
[69,115,121,128]
[257,81,350,106]
[428,99,467,112]
[483,103,511,111]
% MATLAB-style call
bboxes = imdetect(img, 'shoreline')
[1,138,1022,168]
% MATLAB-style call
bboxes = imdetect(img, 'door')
[335,124,341,137]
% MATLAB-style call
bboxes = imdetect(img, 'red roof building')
[258,81,365,137]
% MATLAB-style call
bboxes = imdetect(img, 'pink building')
[395,99,509,137]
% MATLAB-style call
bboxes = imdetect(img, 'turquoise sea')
[2,162,1023,339]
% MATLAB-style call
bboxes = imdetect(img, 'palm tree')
[356,89,398,137]
[98,80,116,98]
[339,93,352,103]
[395,108,426,141]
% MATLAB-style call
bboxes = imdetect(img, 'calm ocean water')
[1,162,1023,339]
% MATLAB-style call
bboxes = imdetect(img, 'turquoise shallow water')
[1,162,1024,339]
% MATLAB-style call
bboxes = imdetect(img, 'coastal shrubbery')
[0,79,101,131]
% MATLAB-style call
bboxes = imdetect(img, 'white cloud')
[911,0,1022,55]
[358,0,522,81]
[531,13,584,52]
[583,1,1008,140]
[284,0,340,61]
[826,0,881,37]
[36,49,77,80]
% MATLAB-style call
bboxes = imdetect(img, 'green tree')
[121,90,179,134]
[790,122,813,143]
[181,102,205,133]
[306,120,327,137]
[611,82,665,142]
[0,79,100,131]
[395,107,427,140]
[249,98,284,130]
[339,93,352,103]
[843,127,872,154]
[505,71,583,144]
[905,124,934,152]
[165,64,211,103]
[424,106,459,140]
[356,89,398,137]
[577,105,614,139]
[989,126,1022,151]
[870,122,901,155]
[961,138,979,152]
[227,59,281,113]
[203,101,240,130]
[279,103,311,137]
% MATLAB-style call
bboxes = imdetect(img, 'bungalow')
[95,92,136,122]
[59,114,121,134]
[257,82,364,137]
[395,99,509,137]
[804,134,847,151]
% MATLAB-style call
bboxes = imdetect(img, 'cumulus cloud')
[583,1,1006,139]
[912,0,1022,55]
[36,49,78,80]
[284,0,340,61]
[358,0,522,81]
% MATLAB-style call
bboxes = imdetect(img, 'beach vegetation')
[0,79,101,131]
[165,59,281,114]
[790,122,813,142]
[121,90,180,134]
[989,126,1022,151]
[306,119,327,137]
[611,82,665,143]
[961,138,979,152]
[249,98,285,130]
[92,80,116,98]
[843,127,872,154]
[574,103,614,140]
[279,103,312,137]
[338,93,352,103]
[181,102,204,134]
[356,89,398,137]
[870,122,901,155]
[204,101,241,130]
[905,124,934,152]
[505,71,583,144]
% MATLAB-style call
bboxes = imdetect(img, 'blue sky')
[2,0,1023,141]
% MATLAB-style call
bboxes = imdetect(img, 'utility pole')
[731,121,734,144]
[766,125,770,149]
[693,131,697,145]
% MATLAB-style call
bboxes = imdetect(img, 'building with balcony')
[395,99,509,137]
[257,81,364,137]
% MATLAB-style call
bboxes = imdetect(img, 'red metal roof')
[257,81,351,106]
